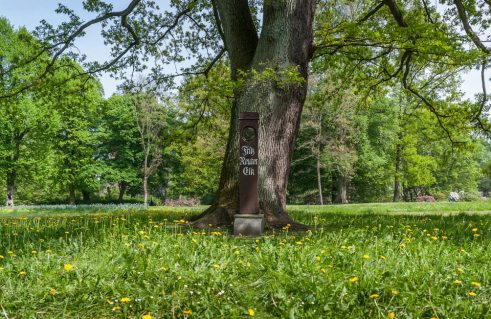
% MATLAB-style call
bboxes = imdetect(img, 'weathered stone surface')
[234,214,264,236]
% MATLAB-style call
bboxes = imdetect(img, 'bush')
[460,191,482,202]
[416,195,436,202]
[432,192,447,202]
[448,192,460,202]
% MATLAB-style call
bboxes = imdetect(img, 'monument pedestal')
[233,214,264,236]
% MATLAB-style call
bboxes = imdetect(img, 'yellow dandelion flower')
[328,264,333,268]
[321,268,326,273]
[247,262,251,267]
[183,310,193,315]
[106,300,113,304]
[392,290,398,295]
[454,280,462,284]
[321,249,326,254]
[64,264,75,271]
[472,228,478,232]
[388,312,395,319]
[279,243,285,246]
[469,292,477,296]
[316,256,320,261]
[363,254,369,259]
[50,289,56,295]
[458,268,464,273]
[248,309,255,316]
[19,271,26,275]
[142,315,152,319]
[0,255,3,259]
[341,245,346,249]
[124,243,130,247]
[474,234,480,237]
[46,250,52,253]
[431,236,438,240]
[121,297,130,302]
[161,267,167,271]
[295,241,303,245]
[349,277,359,282]
[380,255,386,260]
[113,306,121,310]
[348,246,352,249]
[471,282,481,287]
[213,264,220,268]
[369,294,379,298]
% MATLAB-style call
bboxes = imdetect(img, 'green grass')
[1,202,491,318]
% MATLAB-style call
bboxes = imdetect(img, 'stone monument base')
[234,214,264,236]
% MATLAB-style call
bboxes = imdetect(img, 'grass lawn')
[0,202,491,318]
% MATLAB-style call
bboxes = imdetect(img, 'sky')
[0,1,485,99]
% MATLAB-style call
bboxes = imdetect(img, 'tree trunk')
[143,175,148,205]
[393,139,402,202]
[119,181,128,201]
[316,151,324,205]
[6,171,15,206]
[334,174,348,204]
[189,0,316,229]
[69,187,76,205]
[82,190,90,201]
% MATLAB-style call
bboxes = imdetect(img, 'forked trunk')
[190,0,316,230]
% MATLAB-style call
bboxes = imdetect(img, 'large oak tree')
[2,0,491,227]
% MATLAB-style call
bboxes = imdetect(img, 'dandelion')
[106,300,113,304]
[248,309,255,316]
[321,269,326,273]
[348,246,352,249]
[380,255,386,260]
[295,241,303,245]
[321,249,326,254]
[247,262,251,267]
[113,307,121,310]
[50,289,56,295]
[183,310,193,315]
[142,315,152,319]
[46,250,52,253]
[124,243,130,247]
[472,228,478,232]
[341,245,346,249]
[121,297,130,302]
[458,268,464,273]
[64,264,75,271]
[431,237,438,240]
[161,267,167,271]
[369,294,379,298]
[392,290,398,295]
[349,277,359,282]
[471,282,481,287]
[0,255,3,259]
[474,234,480,237]
[453,280,462,284]
[388,312,395,319]
[363,254,369,259]
[214,264,220,268]
[19,271,26,275]
[316,256,320,261]
[32,251,37,254]
[469,292,477,296]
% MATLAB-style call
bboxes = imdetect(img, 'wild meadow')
[1,203,491,318]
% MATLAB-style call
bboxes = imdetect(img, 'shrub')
[460,191,482,202]
[448,192,460,202]
[416,195,436,202]
[432,192,447,202]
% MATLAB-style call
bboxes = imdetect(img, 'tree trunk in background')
[334,174,348,204]
[69,187,76,205]
[6,171,15,205]
[119,181,128,201]
[316,151,324,205]
[189,0,316,229]
[143,175,148,205]
[82,190,90,201]
[393,138,402,202]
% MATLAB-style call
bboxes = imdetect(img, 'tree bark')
[143,174,148,205]
[6,172,15,206]
[189,0,316,229]
[334,174,348,204]
[393,138,402,202]
[119,181,128,201]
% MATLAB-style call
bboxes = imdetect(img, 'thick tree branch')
[211,0,227,50]
[359,2,385,23]
[216,0,258,80]
[453,0,490,54]
[384,0,408,27]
